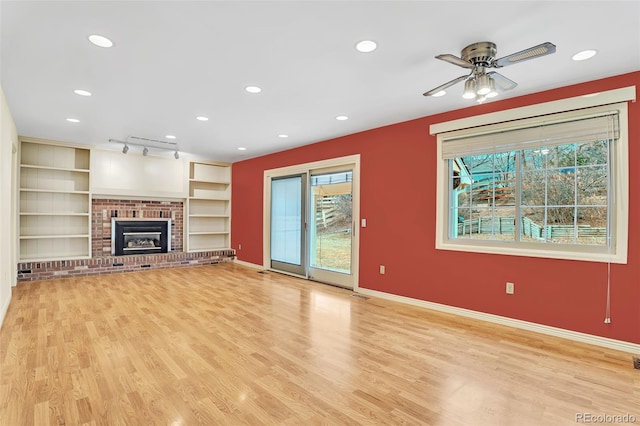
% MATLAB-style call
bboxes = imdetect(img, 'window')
[434,98,630,264]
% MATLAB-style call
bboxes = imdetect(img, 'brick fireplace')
[16,198,235,281]
[92,199,183,257]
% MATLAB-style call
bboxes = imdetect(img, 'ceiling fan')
[423,41,556,102]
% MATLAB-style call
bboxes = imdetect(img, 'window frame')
[432,89,633,264]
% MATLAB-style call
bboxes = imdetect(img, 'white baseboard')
[0,292,11,331]
[357,288,640,355]
[233,259,264,270]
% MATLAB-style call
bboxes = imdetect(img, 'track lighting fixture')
[109,137,181,159]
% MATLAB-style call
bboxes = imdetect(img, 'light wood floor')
[1,263,638,425]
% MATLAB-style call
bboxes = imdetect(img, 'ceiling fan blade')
[436,53,473,69]
[423,75,469,96]
[488,72,517,91]
[494,42,556,67]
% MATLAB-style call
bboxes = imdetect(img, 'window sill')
[436,240,627,264]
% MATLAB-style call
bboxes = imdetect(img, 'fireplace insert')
[111,219,171,255]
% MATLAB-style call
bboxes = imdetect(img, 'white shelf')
[20,188,90,194]
[20,234,90,239]
[188,231,229,236]
[188,233,230,251]
[186,162,231,252]
[190,162,230,183]
[19,139,91,261]
[20,212,90,216]
[19,255,92,262]
[188,196,229,201]
[21,164,90,173]
[189,178,230,185]
[20,168,89,192]
[19,235,90,261]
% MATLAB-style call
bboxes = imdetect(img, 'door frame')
[263,154,360,290]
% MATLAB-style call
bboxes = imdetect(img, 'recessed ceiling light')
[245,86,262,94]
[278,134,289,138]
[73,89,92,97]
[66,118,80,123]
[356,40,377,53]
[165,135,176,139]
[88,34,113,48]
[432,90,446,97]
[572,49,597,61]
[196,116,209,121]
[336,115,349,121]
[238,147,247,151]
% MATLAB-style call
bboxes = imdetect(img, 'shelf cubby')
[186,162,231,252]
[18,139,91,261]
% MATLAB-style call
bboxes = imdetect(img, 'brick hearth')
[16,198,235,281]
[17,250,235,281]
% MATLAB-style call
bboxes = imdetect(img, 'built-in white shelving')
[186,162,231,252]
[19,139,91,261]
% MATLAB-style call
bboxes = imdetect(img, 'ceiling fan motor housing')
[462,42,497,66]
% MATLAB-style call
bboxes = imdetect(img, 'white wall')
[91,149,188,199]
[0,86,18,328]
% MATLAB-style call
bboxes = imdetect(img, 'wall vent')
[352,294,369,300]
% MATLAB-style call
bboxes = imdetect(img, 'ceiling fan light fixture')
[462,79,476,99]
[485,78,498,98]
[476,74,491,95]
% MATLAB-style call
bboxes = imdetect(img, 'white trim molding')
[430,85,636,135]
[433,92,631,264]
[233,259,264,270]
[357,287,640,355]
[0,292,10,329]
[263,154,361,291]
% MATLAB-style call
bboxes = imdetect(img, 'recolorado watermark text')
[576,413,637,423]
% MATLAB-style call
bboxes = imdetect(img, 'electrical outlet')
[506,282,515,294]
[379,265,385,274]
[633,356,640,370]
[238,243,242,250]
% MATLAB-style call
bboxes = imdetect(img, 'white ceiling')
[2,1,639,163]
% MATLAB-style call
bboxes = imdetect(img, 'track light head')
[142,146,149,156]
[174,150,179,159]
[122,144,129,154]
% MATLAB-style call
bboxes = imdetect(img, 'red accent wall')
[232,72,640,344]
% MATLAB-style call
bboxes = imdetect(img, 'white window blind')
[441,110,619,159]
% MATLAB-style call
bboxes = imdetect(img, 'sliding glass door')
[308,169,354,288]
[266,156,359,289]
[270,174,306,276]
